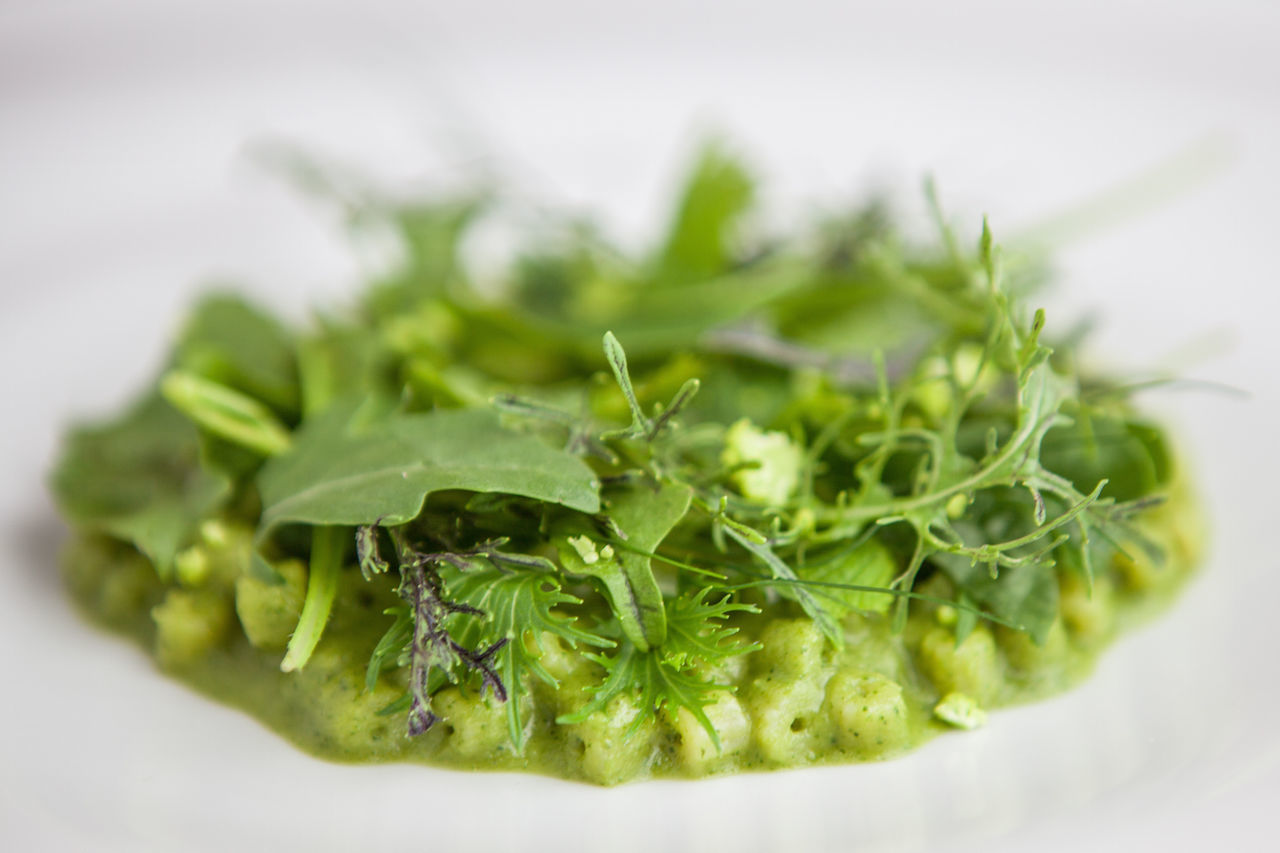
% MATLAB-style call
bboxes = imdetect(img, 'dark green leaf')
[799,538,897,615]
[50,393,231,577]
[257,407,601,536]
[1041,414,1170,502]
[932,551,1059,644]
[174,293,299,416]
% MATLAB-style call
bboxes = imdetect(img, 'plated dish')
[5,2,1275,848]
[50,145,1199,784]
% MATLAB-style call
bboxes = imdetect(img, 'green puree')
[61,480,1198,783]
[50,144,1203,784]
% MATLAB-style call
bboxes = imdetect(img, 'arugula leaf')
[50,393,231,578]
[257,407,601,535]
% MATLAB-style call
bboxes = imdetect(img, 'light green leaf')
[800,538,898,615]
[558,481,692,651]
[723,525,842,647]
[659,143,755,282]
[445,566,611,751]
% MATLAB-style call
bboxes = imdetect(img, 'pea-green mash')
[51,145,1200,784]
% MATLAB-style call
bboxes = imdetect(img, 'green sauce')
[62,477,1198,785]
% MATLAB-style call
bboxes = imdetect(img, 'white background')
[2,2,1278,851]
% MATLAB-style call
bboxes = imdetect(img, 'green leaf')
[50,393,232,578]
[722,525,842,647]
[1041,414,1171,502]
[558,588,756,750]
[368,197,486,317]
[558,481,692,651]
[257,407,601,536]
[366,605,413,692]
[589,262,806,359]
[602,331,650,438]
[445,566,611,751]
[799,538,898,615]
[932,551,1059,644]
[174,293,299,416]
[659,143,755,283]
[661,587,759,669]
[296,322,391,419]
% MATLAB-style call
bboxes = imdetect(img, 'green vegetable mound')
[51,145,1200,784]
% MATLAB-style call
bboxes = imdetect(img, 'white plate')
[3,2,1278,851]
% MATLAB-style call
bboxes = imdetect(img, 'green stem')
[281,525,345,672]
[161,370,293,456]
[813,367,1060,541]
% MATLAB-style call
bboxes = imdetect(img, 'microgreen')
[557,587,758,750]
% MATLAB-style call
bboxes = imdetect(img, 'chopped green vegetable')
[48,142,1201,784]
[933,692,988,730]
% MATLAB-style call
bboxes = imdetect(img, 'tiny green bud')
[175,546,212,587]
[568,535,600,565]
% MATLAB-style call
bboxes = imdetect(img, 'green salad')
[51,145,1199,784]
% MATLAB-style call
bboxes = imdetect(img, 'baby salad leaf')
[799,537,898,616]
[559,588,758,750]
[399,554,507,736]
[50,393,231,578]
[173,293,299,417]
[558,481,693,651]
[257,407,601,535]
[723,525,842,646]
[932,549,1059,644]
[444,564,613,751]
[659,142,755,283]
[361,528,596,741]
[1040,414,1172,503]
